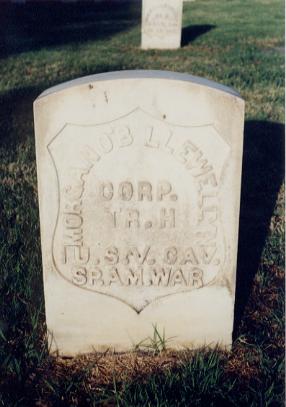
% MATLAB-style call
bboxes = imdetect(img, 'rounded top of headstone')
[37,70,242,100]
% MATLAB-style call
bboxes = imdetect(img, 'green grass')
[0,0,284,405]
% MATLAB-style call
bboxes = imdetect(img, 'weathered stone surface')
[34,70,245,355]
[141,0,183,49]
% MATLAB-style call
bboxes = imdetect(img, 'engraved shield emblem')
[48,108,230,312]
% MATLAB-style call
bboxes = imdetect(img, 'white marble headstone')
[34,70,245,355]
[141,0,183,49]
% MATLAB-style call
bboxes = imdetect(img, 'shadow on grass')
[233,120,285,337]
[0,63,126,151]
[0,1,140,58]
[181,24,215,47]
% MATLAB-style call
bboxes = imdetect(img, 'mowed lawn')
[0,1,284,406]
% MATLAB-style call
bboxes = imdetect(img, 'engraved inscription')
[49,108,229,312]
[65,245,218,290]
[95,180,176,202]
[143,5,180,38]
[72,266,203,289]
[100,180,177,229]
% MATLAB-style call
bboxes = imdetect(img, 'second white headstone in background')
[141,0,183,49]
